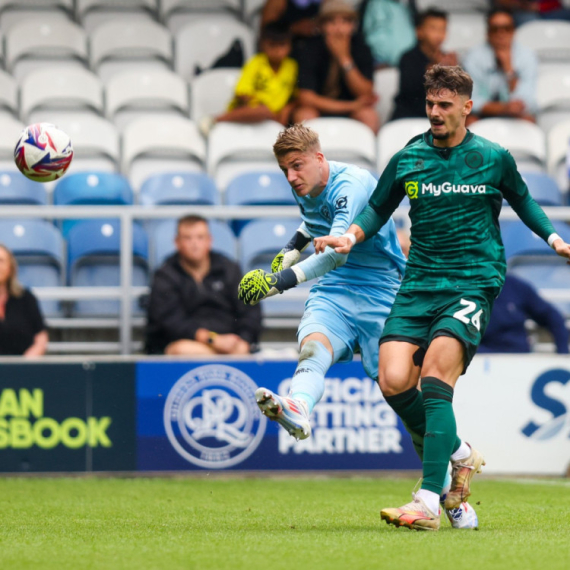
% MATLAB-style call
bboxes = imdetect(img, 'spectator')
[294,0,380,133]
[362,0,416,68]
[479,273,569,353]
[262,0,322,41]
[146,216,262,356]
[463,8,538,124]
[0,245,48,357]
[200,23,298,135]
[392,8,458,121]
[493,1,570,26]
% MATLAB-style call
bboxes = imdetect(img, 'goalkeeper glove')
[238,268,298,305]
[271,229,311,273]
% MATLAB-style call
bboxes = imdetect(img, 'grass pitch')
[0,477,569,570]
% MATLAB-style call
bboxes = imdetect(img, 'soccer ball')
[445,502,479,529]
[14,123,73,183]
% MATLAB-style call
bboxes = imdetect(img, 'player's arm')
[314,153,405,254]
[500,150,570,263]
[270,223,312,272]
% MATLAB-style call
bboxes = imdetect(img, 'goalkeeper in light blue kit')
[238,124,478,529]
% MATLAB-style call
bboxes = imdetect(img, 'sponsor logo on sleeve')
[334,196,348,211]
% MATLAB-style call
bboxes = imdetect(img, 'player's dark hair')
[415,8,447,28]
[486,7,514,26]
[177,215,209,232]
[260,22,291,43]
[424,64,473,98]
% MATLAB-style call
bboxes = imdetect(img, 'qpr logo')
[164,364,266,468]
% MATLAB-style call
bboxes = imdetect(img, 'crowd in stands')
[0,0,569,356]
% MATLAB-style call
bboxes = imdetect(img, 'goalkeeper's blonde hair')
[273,124,321,158]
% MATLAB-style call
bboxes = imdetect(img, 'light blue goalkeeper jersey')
[295,161,406,289]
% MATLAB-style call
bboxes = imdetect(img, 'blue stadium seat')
[239,218,311,318]
[54,172,134,236]
[139,172,220,206]
[54,172,133,206]
[67,220,148,316]
[225,171,296,234]
[150,218,237,270]
[0,172,47,205]
[0,219,64,317]
[502,220,570,316]
[520,172,563,206]
[502,219,570,259]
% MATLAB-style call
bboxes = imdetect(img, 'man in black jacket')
[146,215,262,355]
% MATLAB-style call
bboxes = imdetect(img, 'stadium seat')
[443,12,486,56]
[502,220,570,316]
[515,20,570,63]
[239,218,312,318]
[469,118,546,172]
[546,118,570,197]
[0,0,72,28]
[0,70,18,120]
[105,69,189,131]
[189,68,241,124]
[149,218,237,270]
[5,18,88,80]
[374,67,399,126]
[20,67,103,123]
[76,0,158,32]
[207,120,283,191]
[25,114,120,174]
[122,116,206,191]
[414,0,488,11]
[243,0,265,25]
[225,171,295,234]
[161,1,241,31]
[304,118,376,171]
[174,17,254,80]
[520,172,563,206]
[140,172,220,206]
[0,116,24,172]
[536,68,570,133]
[90,20,172,82]
[0,172,47,205]
[0,218,65,316]
[67,219,149,316]
[377,118,430,173]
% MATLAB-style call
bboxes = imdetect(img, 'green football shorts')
[380,287,499,373]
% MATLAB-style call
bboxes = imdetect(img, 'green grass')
[0,477,569,570]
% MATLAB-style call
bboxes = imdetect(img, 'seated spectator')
[201,23,298,134]
[146,216,262,356]
[392,8,458,121]
[494,0,570,26]
[0,245,48,357]
[479,273,569,353]
[463,8,538,124]
[262,0,322,42]
[294,0,380,133]
[362,0,416,68]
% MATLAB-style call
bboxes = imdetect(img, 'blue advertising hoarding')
[136,360,420,471]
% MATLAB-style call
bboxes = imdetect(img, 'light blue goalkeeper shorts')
[297,282,397,380]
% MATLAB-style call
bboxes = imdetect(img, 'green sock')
[385,387,426,460]
[421,376,457,495]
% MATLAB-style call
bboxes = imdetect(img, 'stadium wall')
[0,355,568,476]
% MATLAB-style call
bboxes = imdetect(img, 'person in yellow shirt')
[202,23,298,134]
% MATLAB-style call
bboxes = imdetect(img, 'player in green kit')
[315,65,570,531]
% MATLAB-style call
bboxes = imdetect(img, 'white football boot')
[255,387,311,440]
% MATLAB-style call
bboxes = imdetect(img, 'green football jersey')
[355,130,555,291]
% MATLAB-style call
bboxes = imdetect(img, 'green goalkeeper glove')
[238,268,298,305]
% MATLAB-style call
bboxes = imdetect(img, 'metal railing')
[1,204,569,354]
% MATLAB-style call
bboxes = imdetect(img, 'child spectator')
[392,9,458,121]
[200,23,298,135]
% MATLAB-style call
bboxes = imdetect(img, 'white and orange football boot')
[380,494,440,531]
[255,388,311,440]
[445,444,486,509]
